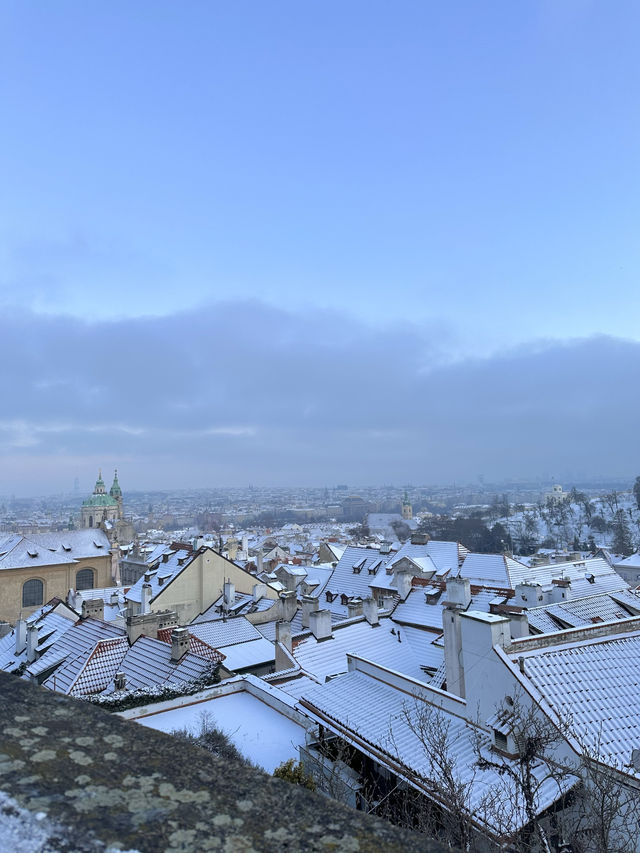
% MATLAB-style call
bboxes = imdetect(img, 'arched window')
[88,515,93,528]
[22,579,44,608]
[76,568,95,591]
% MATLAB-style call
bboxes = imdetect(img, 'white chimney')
[362,597,379,626]
[241,535,249,559]
[347,598,363,618]
[279,590,297,622]
[275,620,292,652]
[114,672,127,691]
[301,594,319,628]
[252,582,267,602]
[66,588,77,610]
[223,580,235,608]
[26,624,39,663]
[257,551,264,573]
[15,619,27,654]
[445,576,471,609]
[141,583,152,615]
[513,582,544,609]
[394,571,413,601]
[382,593,396,611]
[309,609,332,641]
[170,627,190,662]
[443,605,465,698]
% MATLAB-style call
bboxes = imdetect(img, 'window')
[76,568,95,591]
[22,579,43,608]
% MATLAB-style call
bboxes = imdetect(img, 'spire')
[110,468,122,499]
[94,469,106,495]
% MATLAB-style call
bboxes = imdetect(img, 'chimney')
[347,598,363,618]
[241,535,249,559]
[513,582,544,609]
[411,532,430,545]
[141,583,152,615]
[26,624,39,663]
[509,611,529,639]
[66,588,77,610]
[81,598,104,621]
[252,582,267,602]
[301,594,319,628]
[380,541,391,555]
[394,570,413,601]
[279,590,297,622]
[459,611,511,712]
[382,593,396,611]
[110,591,120,606]
[442,605,465,698]
[15,619,27,655]
[114,672,127,691]
[551,578,571,603]
[362,597,379,626]
[275,620,292,652]
[445,576,471,609]
[309,609,332,641]
[170,627,190,662]
[257,551,264,574]
[223,579,235,608]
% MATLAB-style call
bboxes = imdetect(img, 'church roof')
[83,493,118,507]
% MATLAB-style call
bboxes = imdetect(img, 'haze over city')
[2,2,639,495]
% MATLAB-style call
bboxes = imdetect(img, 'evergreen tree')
[634,476,640,511]
[612,509,633,556]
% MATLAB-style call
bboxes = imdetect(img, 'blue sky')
[1,2,639,493]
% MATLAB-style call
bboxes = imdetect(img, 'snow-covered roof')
[28,617,126,681]
[299,668,576,835]
[101,635,214,694]
[516,628,640,776]
[392,540,467,574]
[293,617,434,684]
[0,529,111,570]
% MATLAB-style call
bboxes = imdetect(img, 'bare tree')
[559,727,640,853]
[473,693,576,853]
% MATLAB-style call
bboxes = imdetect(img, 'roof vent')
[27,550,38,558]
[93,540,103,548]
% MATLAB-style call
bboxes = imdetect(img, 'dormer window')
[340,594,350,606]
[494,730,508,752]
[325,592,335,603]
[586,573,595,584]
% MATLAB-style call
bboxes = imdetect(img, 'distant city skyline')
[2,3,639,494]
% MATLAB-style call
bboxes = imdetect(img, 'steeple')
[94,470,106,495]
[110,469,122,499]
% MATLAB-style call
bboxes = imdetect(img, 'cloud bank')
[1,302,638,494]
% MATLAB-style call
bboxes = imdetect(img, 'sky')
[1,2,639,495]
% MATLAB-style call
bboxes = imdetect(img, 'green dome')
[83,493,118,507]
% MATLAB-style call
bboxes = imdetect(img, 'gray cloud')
[1,303,639,493]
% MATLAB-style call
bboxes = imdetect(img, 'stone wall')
[0,674,449,852]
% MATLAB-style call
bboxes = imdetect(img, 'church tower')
[81,470,119,529]
[109,469,124,520]
[401,491,413,521]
